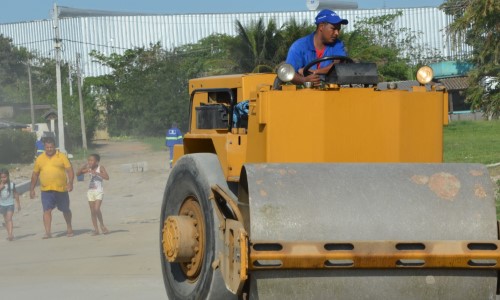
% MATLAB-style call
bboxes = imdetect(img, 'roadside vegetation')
[443,120,500,218]
[440,0,499,119]
[443,120,500,164]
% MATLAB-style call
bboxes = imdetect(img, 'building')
[0,6,470,78]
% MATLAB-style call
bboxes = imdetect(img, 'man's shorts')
[41,191,71,213]
[0,205,14,215]
[87,189,104,202]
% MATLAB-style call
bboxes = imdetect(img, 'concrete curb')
[16,180,33,195]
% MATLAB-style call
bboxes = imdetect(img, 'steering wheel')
[302,56,354,77]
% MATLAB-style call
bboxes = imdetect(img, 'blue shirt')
[165,127,183,147]
[35,139,44,156]
[285,32,347,72]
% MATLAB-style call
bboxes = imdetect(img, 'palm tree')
[275,18,315,63]
[231,18,283,73]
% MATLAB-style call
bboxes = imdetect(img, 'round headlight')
[276,63,295,83]
[416,66,434,85]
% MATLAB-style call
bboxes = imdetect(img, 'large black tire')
[160,154,236,300]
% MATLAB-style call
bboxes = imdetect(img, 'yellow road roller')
[160,57,499,299]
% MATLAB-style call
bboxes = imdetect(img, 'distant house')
[0,102,54,122]
[0,119,28,129]
[430,61,483,121]
[437,76,470,112]
[0,103,15,119]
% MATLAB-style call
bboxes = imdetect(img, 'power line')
[62,38,129,50]
[13,39,52,46]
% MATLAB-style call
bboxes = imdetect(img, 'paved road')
[0,141,169,300]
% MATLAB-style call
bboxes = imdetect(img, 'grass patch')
[443,120,500,164]
[69,147,93,161]
[495,178,500,220]
[443,120,500,219]
[138,136,166,152]
[105,136,166,152]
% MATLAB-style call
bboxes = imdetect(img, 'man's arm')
[291,72,321,85]
[314,63,334,74]
[66,166,74,192]
[30,172,39,199]
[292,59,344,85]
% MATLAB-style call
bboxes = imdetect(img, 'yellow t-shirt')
[33,151,72,192]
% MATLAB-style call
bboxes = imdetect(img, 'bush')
[0,130,36,164]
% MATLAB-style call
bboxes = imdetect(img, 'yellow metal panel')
[181,133,246,181]
[172,144,184,166]
[240,74,275,101]
[184,73,276,180]
[247,88,444,164]
[210,135,230,176]
[189,73,275,103]
[189,75,242,95]
[185,74,446,180]
[246,99,268,163]
[225,134,247,180]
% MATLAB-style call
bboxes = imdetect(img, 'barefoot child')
[0,169,21,241]
[76,154,109,235]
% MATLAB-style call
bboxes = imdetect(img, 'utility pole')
[53,3,66,153]
[27,58,35,131]
[68,63,73,96]
[76,53,87,150]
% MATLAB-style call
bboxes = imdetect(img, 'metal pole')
[76,53,87,150]
[27,59,35,131]
[53,3,66,153]
[68,63,73,96]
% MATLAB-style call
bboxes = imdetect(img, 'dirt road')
[0,140,169,299]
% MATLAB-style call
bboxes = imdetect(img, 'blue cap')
[315,9,348,25]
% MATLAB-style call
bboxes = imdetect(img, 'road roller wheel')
[160,154,236,300]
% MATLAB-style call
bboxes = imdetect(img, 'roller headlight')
[416,66,434,85]
[276,63,295,83]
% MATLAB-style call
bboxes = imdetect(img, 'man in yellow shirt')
[30,137,74,238]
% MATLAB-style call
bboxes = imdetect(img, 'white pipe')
[306,0,358,10]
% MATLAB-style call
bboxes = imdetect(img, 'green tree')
[23,56,99,150]
[89,43,189,136]
[176,34,238,77]
[441,0,499,118]
[231,18,284,72]
[342,11,441,82]
[0,34,30,103]
[0,35,98,150]
[275,19,315,63]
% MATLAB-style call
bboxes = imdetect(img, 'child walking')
[0,169,21,241]
[76,154,110,235]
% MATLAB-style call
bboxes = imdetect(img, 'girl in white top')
[0,169,20,241]
[77,154,109,235]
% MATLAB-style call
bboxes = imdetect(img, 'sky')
[1,0,444,24]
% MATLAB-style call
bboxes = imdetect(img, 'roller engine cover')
[328,62,378,85]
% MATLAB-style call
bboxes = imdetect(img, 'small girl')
[0,169,21,241]
[76,154,110,235]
